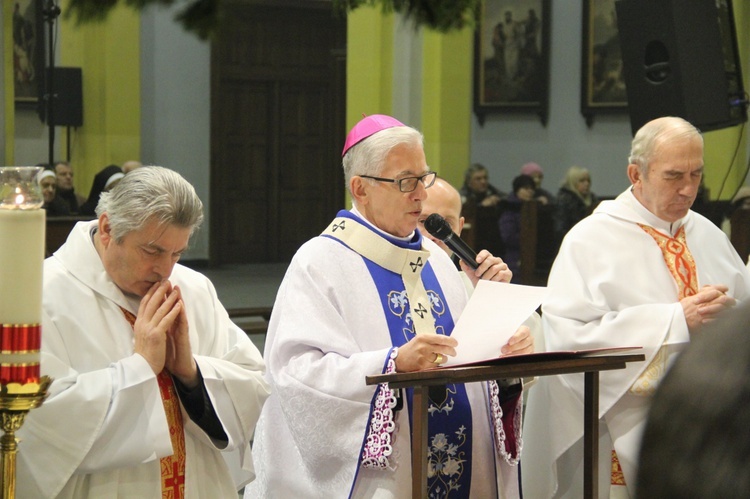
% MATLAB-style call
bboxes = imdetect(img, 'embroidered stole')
[631,225,698,395]
[322,215,436,335]
[322,212,475,497]
[121,308,187,498]
[611,225,698,489]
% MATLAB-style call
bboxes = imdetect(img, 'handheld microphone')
[423,213,479,269]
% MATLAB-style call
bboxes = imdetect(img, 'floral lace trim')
[361,348,399,470]
[488,380,522,465]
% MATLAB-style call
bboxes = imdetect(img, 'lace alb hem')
[361,347,399,470]
[488,380,523,465]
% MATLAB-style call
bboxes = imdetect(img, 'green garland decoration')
[63,0,478,39]
[331,0,480,32]
[65,0,220,40]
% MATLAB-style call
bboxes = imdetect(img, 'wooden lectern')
[366,351,645,499]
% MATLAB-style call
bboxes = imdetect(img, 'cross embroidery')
[413,302,428,319]
[332,220,346,232]
[409,257,423,273]
[163,460,186,490]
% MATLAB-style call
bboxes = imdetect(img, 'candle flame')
[14,193,25,205]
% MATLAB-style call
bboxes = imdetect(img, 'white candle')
[0,209,45,324]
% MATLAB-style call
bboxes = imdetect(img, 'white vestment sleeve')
[181,279,270,487]
[191,325,268,448]
[270,260,391,470]
[78,354,172,471]
[17,318,172,497]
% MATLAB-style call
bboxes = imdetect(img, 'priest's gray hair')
[96,166,204,242]
[628,116,703,174]
[342,125,424,194]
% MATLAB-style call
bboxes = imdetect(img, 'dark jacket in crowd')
[44,196,71,217]
[555,186,598,238]
[56,188,80,214]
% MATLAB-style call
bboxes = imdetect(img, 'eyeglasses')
[359,171,437,193]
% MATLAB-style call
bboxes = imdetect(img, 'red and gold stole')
[611,225,698,487]
[631,224,698,395]
[121,308,186,498]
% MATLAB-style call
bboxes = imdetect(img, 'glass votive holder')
[0,166,44,210]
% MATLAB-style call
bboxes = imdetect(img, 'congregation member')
[79,164,125,216]
[459,163,506,257]
[54,160,86,213]
[18,166,270,497]
[522,116,750,498]
[246,115,533,498]
[498,174,536,277]
[122,159,143,173]
[520,161,554,205]
[38,167,70,216]
[554,165,597,238]
[459,162,505,208]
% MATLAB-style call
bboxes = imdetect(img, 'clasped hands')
[394,325,534,373]
[133,280,199,388]
[682,284,736,333]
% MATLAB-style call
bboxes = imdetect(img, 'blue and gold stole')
[322,210,474,498]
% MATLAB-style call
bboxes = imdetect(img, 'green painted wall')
[421,28,473,188]
[58,0,140,195]
[346,7,473,189]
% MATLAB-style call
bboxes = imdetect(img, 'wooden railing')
[462,199,559,286]
[731,208,750,263]
[519,201,560,286]
[46,215,95,256]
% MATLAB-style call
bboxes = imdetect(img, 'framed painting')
[13,0,46,106]
[580,0,628,126]
[474,0,551,126]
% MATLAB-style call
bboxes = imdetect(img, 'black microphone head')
[424,213,453,241]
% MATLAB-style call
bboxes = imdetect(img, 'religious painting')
[580,0,628,126]
[474,0,551,126]
[12,0,45,105]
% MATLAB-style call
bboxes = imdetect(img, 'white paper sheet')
[442,280,549,366]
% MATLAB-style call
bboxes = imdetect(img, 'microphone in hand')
[423,213,479,270]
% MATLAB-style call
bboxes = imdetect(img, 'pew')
[731,208,750,263]
[462,199,559,286]
[460,199,504,258]
[519,200,560,286]
[46,215,95,256]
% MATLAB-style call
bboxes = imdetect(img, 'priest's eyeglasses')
[359,171,437,193]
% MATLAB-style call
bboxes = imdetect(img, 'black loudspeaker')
[39,67,83,127]
[615,0,746,134]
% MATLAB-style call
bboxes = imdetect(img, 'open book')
[437,346,644,369]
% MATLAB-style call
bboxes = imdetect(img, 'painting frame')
[12,0,46,107]
[473,0,551,126]
[580,0,628,127]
